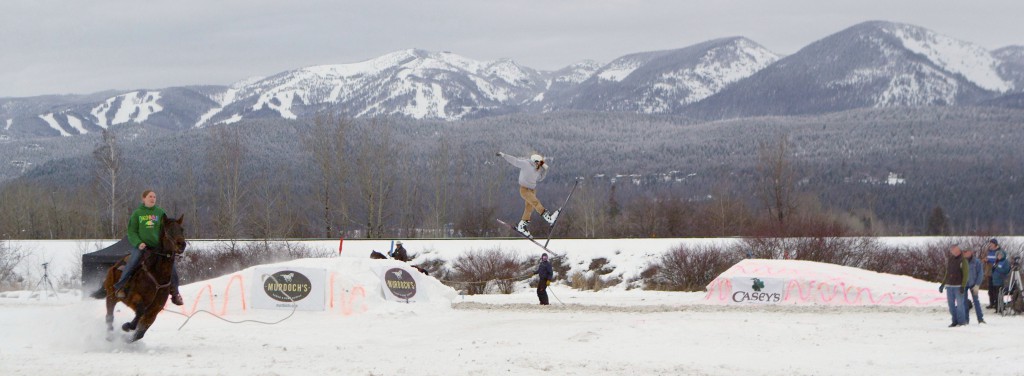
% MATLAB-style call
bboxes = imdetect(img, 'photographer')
[989,250,1011,310]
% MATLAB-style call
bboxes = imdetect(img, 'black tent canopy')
[81,237,132,291]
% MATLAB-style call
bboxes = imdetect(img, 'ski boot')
[542,210,559,225]
[516,220,532,237]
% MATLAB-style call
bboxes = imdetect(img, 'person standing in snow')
[989,249,1012,310]
[985,238,1004,308]
[939,244,969,327]
[963,248,985,324]
[113,190,184,306]
[536,253,554,305]
[496,151,557,237]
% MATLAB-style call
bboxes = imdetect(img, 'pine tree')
[927,206,949,235]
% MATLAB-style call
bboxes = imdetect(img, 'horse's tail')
[89,286,107,299]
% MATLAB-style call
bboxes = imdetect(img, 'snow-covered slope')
[688,21,1012,119]
[203,49,547,123]
[544,38,780,114]
[994,45,1024,93]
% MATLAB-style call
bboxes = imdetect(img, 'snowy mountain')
[688,21,1015,119]
[994,45,1024,93]
[2,87,221,137]
[203,49,547,124]
[541,38,780,114]
[2,21,1021,137]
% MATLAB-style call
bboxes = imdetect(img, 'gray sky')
[2,0,1022,98]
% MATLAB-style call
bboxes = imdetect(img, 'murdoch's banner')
[372,264,425,303]
[252,267,326,311]
[728,277,786,304]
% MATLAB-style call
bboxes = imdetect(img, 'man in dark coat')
[939,245,969,327]
[390,241,410,262]
[537,253,554,305]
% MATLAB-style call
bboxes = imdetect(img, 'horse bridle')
[139,246,181,291]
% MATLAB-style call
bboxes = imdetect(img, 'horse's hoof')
[121,323,134,332]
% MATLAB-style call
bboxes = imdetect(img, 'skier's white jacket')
[500,153,547,189]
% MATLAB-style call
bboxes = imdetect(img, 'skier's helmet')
[530,154,544,164]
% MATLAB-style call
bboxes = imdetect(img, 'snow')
[217,114,243,125]
[554,61,602,84]
[887,24,1013,92]
[706,259,945,306]
[877,63,959,106]
[656,40,780,106]
[195,88,240,128]
[3,237,1024,375]
[405,82,449,119]
[65,114,87,135]
[38,113,71,137]
[92,92,163,127]
[4,118,11,130]
[596,59,642,82]
[111,91,163,125]
[90,98,114,128]
[253,90,303,120]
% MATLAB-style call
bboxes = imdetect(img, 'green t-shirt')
[127,204,167,249]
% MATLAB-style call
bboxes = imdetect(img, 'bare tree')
[351,119,399,238]
[425,138,457,236]
[756,133,798,233]
[247,169,300,238]
[207,126,248,238]
[92,129,122,237]
[301,113,351,238]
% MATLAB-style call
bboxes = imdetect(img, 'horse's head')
[161,214,187,255]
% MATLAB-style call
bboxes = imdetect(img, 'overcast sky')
[2,0,1022,98]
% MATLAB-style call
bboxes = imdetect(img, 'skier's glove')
[939,284,945,293]
[495,152,502,157]
[546,280,551,286]
[959,286,966,294]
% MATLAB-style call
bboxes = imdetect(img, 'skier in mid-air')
[496,151,557,237]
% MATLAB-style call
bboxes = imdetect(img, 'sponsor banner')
[729,277,786,304]
[252,267,326,311]
[373,264,424,303]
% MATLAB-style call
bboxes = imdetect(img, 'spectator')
[939,244,968,327]
[536,253,554,305]
[989,250,1011,310]
[963,248,984,324]
[986,238,1000,265]
[390,240,410,262]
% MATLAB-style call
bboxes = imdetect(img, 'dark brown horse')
[92,214,186,342]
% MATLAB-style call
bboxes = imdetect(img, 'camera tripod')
[998,257,1022,316]
[33,262,58,299]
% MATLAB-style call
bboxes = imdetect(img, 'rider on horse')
[113,190,184,306]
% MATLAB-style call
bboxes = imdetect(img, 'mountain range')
[2,20,1022,138]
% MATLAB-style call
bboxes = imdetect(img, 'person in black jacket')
[390,240,410,262]
[537,253,554,305]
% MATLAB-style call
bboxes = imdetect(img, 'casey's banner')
[252,267,327,311]
[728,277,786,304]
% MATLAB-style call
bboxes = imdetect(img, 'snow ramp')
[166,258,456,317]
[704,259,946,307]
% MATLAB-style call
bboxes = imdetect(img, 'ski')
[543,178,581,248]
[496,219,565,258]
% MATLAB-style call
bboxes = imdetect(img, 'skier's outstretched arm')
[497,152,529,169]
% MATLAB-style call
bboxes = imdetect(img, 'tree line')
[1,107,1023,240]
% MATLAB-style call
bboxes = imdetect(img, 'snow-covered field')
[2,238,1023,375]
